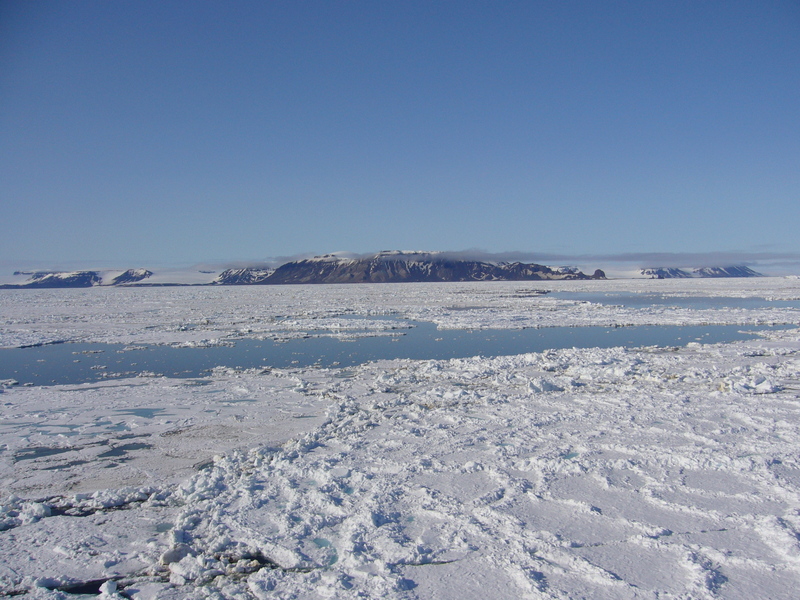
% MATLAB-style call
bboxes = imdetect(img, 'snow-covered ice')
[2,278,800,349]
[2,279,800,598]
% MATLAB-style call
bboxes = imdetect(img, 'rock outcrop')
[213,268,275,285]
[641,266,762,279]
[265,252,604,284]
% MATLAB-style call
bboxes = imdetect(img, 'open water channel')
[3,292,798,386]
[1,319,794,386]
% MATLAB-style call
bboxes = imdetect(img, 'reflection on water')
[0,320,793,386]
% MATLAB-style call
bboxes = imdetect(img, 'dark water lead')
[0,321,794,387]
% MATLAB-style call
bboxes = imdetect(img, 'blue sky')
[1,1,799,271]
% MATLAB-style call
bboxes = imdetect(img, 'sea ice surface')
[2,278,800,349]
[1,279,800,598]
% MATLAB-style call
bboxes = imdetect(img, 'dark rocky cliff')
[213,268,275,285]
[1,271,102,288]
[111,269,153,285]
[265,253,604,284]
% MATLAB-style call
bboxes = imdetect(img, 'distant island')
[259,251,606,284]
[640,266,762,279]
[1,251,766,288]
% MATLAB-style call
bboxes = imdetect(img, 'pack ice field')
[2,278,800,599]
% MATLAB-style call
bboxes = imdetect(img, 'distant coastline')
[0,250,766,289]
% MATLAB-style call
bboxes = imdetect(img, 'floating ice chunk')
[719,376,782,394]
[160,543,195,565]
[169,555,203,585]
[98,580,120,598]
[0,495,51,530]
[528,377,564,393]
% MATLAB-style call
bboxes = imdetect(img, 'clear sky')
[2,1,799,271]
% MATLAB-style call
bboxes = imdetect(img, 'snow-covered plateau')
[2,278,800,599]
